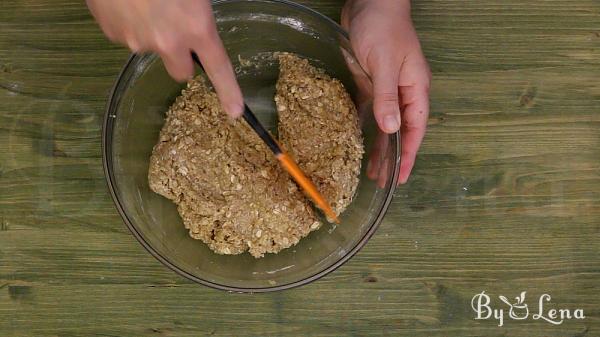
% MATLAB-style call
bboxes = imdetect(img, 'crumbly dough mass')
[148,53,363,258]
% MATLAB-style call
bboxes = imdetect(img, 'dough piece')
[149,78,318,257]
[276,53,364,215]
[148,53,363,258]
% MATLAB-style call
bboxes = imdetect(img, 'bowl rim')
[101,0,400,293]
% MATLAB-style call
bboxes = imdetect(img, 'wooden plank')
[0,0,599,336]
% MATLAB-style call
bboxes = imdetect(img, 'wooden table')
[1,1,599,336]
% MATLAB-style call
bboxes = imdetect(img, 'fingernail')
[383,114,400,133]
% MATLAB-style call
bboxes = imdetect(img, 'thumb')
[372,65,401,134]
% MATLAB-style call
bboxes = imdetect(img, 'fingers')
[341,48,372,120]
[397,83,429,185]
[191,1,244,118]
[154,16,243,118]
[183,1,244,118]
[367,130,389,180]
[89,0,244,119]
[191,23,244,118]
[377,157,390,189]
[158,48,194,83]
[153,33,194,82]
[371,65,402,134]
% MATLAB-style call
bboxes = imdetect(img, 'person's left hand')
[342,0,431,184]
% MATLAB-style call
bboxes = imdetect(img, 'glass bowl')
[102,0,399,292]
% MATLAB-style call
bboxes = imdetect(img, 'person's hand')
[86,0,243,118]
[342,0,431,184]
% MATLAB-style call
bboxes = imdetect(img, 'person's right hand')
[86,0,244,118]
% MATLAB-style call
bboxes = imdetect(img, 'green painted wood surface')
[1,1,599,336]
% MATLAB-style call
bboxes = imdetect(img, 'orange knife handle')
[277,152,340,223]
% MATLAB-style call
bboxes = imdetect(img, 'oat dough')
[148,53,364,258]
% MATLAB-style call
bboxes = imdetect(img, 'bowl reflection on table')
[102,0,399,292]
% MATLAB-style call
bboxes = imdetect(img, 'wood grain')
[1,0,599,336]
